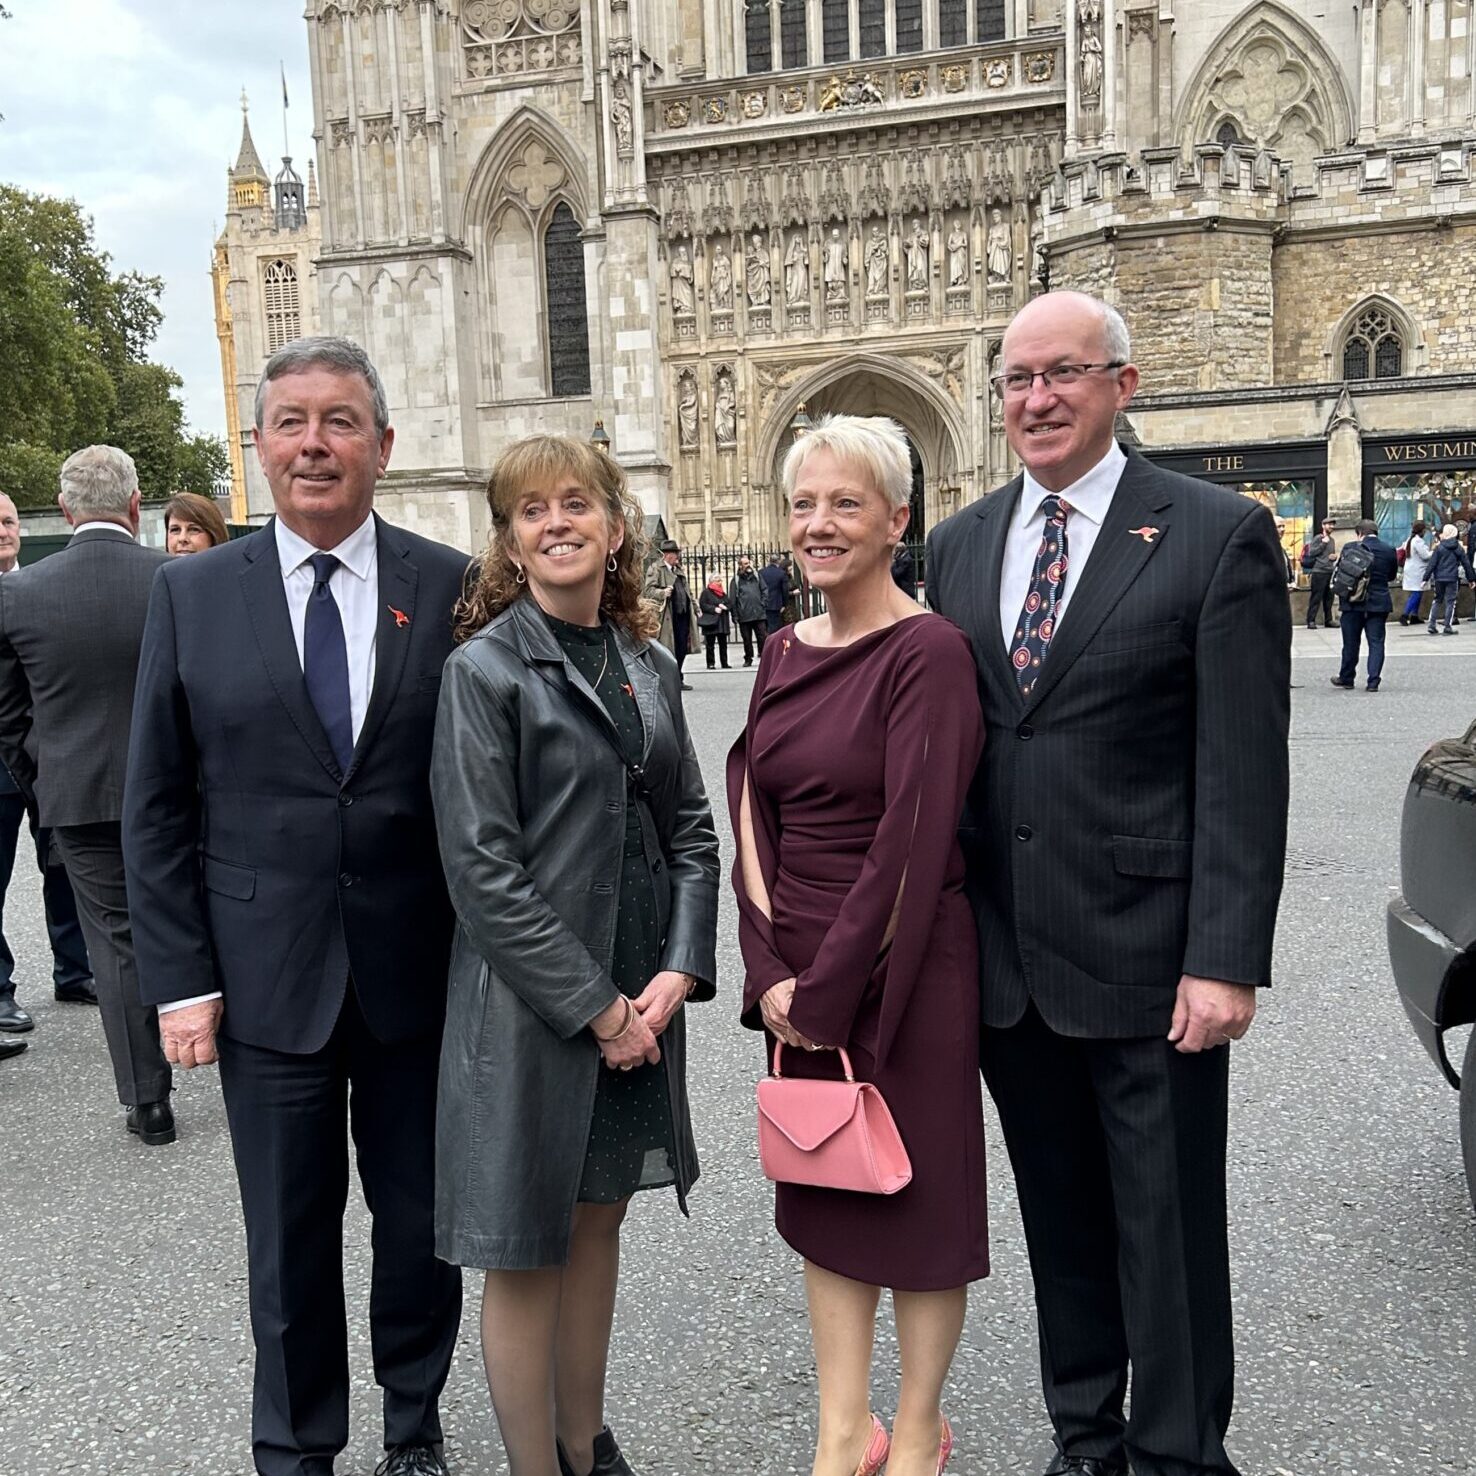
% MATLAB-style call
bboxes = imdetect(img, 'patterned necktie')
[1009,495,1070,697]
[303,552,354,771]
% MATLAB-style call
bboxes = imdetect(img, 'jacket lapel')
[616,628,658,761]
[512,597,626,750]
[971,476,1024,705]
[239,522,343,780]
[1022,451,1174,716]
[347,516,417,776]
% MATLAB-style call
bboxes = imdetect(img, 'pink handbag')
[756,1042,913,1195]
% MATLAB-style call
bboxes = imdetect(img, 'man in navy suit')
[124,338,464,1476]
[1329,518,1398,691]
[928,293,1289,1476]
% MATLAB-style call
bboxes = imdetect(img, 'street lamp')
[590,418,611,450]
[790,403,812,440]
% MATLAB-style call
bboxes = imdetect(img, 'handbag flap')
[757,1078,863,1151]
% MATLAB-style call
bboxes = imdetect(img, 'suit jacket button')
[1014,825,1033,842]
[1016,723,1034,740]
[338,792,354,807]
[339,872,356,887]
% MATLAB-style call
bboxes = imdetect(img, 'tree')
[0,184,227,508]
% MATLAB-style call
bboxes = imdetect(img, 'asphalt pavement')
[2,622,1473,1475]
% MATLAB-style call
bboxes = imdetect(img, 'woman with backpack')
[1398,520,1433,625]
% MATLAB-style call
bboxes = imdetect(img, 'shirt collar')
[275,512,377,580]
[73,520,134,539]
[1020,442,1127,528]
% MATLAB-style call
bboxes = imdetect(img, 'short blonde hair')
[781,414,912,511]
[59,445,138,518]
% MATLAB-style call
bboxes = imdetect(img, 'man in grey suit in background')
[0,446,175,1143]
[928,293,1290,1476]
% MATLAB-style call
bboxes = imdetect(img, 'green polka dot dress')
[548,615,678,1204]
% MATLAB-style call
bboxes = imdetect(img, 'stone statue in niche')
[714,373,736,448]
[670,245,695,316]
[1029,213,1047,286]
[677,373,698,450]
[823,228,848,300]
[1078,0,1103,104]
[904,219,929,291]
[610,80,633,156]
[746,232,771,307]
[864,225,889,296]
[988,346,1004,429]
[710,244,733,310]
[986,208,1012,284]
[783,233,809,306]
[947,220,969,287]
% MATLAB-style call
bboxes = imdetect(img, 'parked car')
[1387,717,1476,1210]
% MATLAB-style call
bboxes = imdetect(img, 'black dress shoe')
[558,1427,636,1476]
[1042,1455,1128,1476]
[54,978,98,1005]
[375,1444,448,1476]
[126,1099,176,1146]
[1329,677,1355,688]
[0,995,34,1032]
[0,1036,27,1061]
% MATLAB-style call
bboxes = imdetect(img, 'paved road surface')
[2,624,1473,1474]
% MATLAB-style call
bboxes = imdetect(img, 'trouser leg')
[344,998,461,1451]
[980,1006,1128,1461]
[35,823,91,989]
[0,793,24,998]
[765,611,783,634]
[1364,613,1388,683]
[1337,610,1363,683]
[1087,1037,1240,1476]
[672,614,691,672]
[704,630,717,667]
[717,632,729,667]
[52,821,170,1106]
[740,621,756,663]
[219,1021,352,1476]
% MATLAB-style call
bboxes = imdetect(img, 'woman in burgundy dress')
[729,415,987,1476]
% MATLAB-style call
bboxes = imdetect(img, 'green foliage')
[0,184,224,507]
[173,434,231,498]
[0,442,64,511]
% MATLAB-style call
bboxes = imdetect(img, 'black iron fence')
[673,541,928,616]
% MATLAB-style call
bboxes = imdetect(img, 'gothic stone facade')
[213,2,1476,552]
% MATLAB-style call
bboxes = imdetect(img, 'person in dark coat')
[1302,517,1338,628]
[433,434,718,1476]
[731,556,767,664]
[1425,523,1474,636]
[731,413,985,1476]
[928,293,1289,1476]
[759,552,790,633]
[697,577,732,668]
[890,540,917,599]
[1331,518,1399,689]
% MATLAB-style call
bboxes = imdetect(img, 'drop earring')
[515,565,526,585]
[607,554,619,573]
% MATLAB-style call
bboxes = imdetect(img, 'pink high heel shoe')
[855,1413,891,1476]
[936,1415,955,1475]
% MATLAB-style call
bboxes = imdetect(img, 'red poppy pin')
[620,682,634,698]
[388,605,411,627]
[1128,526,1159,544]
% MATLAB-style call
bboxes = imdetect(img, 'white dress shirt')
[73,520,133,538]
[161,514,380,1018]
[999,442,1127,651]
[275,513,379,743]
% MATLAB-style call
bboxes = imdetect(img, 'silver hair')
[253,335,390,437]
[59,445,139,518]
[781,413,913,511]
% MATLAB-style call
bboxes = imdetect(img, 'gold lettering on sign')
[1382,440,1476,462]
[1202,455,1246,472]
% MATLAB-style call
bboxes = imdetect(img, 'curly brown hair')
[455,434,659,643]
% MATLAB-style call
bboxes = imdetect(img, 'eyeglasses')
[990,362,1126,398]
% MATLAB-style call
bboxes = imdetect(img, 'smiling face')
[1001,294,1139,493]
[253,366,393,547]
[167,516,215,555]
[788,448,908,595]
[508,477,622,611]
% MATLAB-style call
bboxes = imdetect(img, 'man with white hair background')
[0,446,175,1142]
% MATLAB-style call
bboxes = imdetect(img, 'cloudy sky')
[0,0,314,439]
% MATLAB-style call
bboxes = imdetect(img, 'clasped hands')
[159,998,225,1071]
[591,970,692,1071]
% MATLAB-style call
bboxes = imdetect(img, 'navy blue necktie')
[1009,495,1070,696]
[303,552,353,772]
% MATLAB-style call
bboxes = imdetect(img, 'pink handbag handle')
[771,1039,855,1083]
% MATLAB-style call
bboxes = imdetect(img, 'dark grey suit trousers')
[53,821,170,1107]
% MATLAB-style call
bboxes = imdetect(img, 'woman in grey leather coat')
[430,434,719,1476]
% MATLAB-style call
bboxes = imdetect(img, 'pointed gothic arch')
[1324,294,1424,381]
[1175,3,1355,182]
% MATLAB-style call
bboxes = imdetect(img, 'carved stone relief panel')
[462,0,581,79]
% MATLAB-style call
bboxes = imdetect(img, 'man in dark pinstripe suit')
[927,293,1290,1476]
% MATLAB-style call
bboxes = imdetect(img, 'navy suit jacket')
[123,516,469,1053]
[927,447,1291,1038]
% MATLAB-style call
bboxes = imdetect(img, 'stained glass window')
[976,0,1006,42]
[1343,304,1404,382]
[545,203,590,398]
[895,0,923,53]
[745,1,773,74]
[860,0,885,57]
[940,0,968,47]
[263,259,301,354]
[780,0,807,68]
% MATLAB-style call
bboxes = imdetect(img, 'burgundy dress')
[727,614,989,1290]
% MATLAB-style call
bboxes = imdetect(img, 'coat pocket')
[202,855,256,900]
[1087,620,1185,658]
[1111,834,1191,880]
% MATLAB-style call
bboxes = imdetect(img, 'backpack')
[1331,540,1375,604]
[1299,540,1317,570]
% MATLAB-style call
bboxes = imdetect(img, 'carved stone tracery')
[463,0,581,79]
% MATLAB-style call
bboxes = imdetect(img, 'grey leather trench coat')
[431,596,719,1269]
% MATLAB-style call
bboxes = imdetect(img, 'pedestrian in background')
[759,551,790,634]
[1302,517,1338,629]
[0,488,93,1040]
[433,433,717,1476]
[1425,523,1474,636]
[1274,518,1296,589]
[731,555,767,665]
[163,492,229,555]
[124,337,466,1476]
[1331,518,1398,690]
[891,539,918,600]
[0,448,173,1141]
[698,574,732,669]
[1397,520,1432,625]
[645,538,697,689]
[731,414,986,1476]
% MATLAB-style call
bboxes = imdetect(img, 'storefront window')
[1235,479,1314,566]
[1375,470,1476,548]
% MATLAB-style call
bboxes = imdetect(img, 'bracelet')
[593,996,637,1043]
